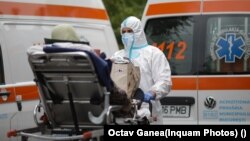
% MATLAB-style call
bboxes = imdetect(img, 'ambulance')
[141,0,250,124]
[0,0,119,140]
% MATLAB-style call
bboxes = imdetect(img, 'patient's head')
[45,24,90,45]
[48,24,102,56]
[51,24,80,41]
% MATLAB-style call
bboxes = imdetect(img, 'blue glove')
[143,92,155,103]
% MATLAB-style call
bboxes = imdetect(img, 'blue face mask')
[122,33,134,52]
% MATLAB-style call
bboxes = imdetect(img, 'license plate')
[162,105,190,118]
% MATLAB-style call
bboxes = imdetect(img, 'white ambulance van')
[141,0,250,124]
[0,0,119,140]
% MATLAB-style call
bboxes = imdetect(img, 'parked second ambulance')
[141,0,250,124]
[0,0,119,140]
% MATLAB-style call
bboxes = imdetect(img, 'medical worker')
[111,16,172,124]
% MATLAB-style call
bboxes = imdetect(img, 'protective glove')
[143,92,155,103]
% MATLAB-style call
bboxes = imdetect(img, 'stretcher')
[7,48,148,141]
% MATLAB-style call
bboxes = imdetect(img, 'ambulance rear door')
[196,0,250,124]
[142,2,201,124]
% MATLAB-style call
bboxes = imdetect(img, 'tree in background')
[103,0,147,49]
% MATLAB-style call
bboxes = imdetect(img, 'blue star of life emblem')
[215,33,245,63]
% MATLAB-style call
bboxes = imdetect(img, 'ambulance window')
[145,17,195,75]
[0,45,4,84]
[201,16,250,74]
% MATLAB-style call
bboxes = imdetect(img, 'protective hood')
[121,16,148,48]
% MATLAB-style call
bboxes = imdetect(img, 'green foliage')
[103,0,147,49]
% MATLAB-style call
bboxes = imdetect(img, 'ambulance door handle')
[0,90,10,101]
[0,91,10,97]
[160,97,195,105]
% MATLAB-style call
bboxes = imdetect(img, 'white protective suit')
[111,16,172,124]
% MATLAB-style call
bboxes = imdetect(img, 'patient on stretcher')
[27,24,149,124]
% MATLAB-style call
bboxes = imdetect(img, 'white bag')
[110,62,140,99]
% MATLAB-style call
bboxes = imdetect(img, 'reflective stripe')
[0,85,39,104]
[0,1,108,20]
[0,76,249,104]
[203,0,250,13]
[146,1,201,16]
[146,0,250,16]
[172,76,250,90]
